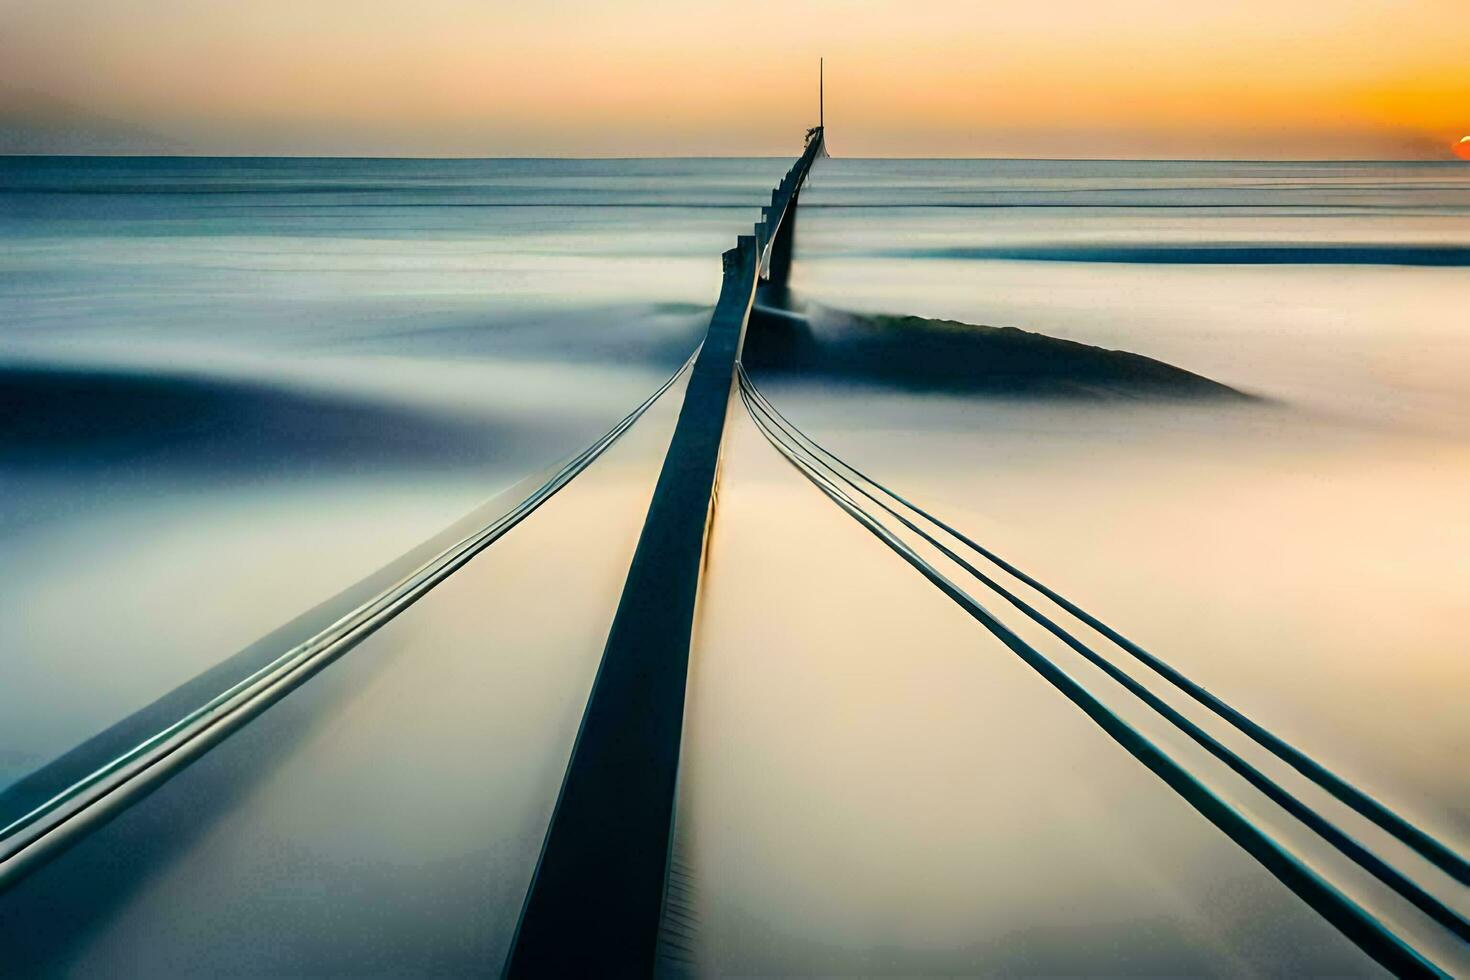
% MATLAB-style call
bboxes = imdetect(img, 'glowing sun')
[1455,136,1470,161]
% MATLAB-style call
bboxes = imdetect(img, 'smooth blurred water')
[0,156,788,788]
[674,159,1470,975]
[0,381,686,974]
[793,159,1470,431]
[2,157,1468,975]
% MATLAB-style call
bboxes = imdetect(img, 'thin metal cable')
[739,365,1469,888]
[740,375,1467,940]
[737,384,1444,978]
[0,347,700,883]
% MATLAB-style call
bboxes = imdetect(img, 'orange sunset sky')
[1,0,1466,158]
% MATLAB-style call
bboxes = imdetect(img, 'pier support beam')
[508,133,822,976]
[505,238,758,977]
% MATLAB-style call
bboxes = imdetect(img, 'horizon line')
[4,152,1465,164]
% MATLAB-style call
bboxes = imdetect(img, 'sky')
[1,0,1467,158]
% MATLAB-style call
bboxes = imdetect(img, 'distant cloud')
[0,89,184,154]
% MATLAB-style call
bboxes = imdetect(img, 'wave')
[742,303,1250,400]
[0,362,559,472]
[878,243,1470,266]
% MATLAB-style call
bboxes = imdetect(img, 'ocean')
[0,156,787,785]
[1,155,1467,973]
[687,158,1470,973]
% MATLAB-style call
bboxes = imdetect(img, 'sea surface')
[2,156,1468,974]
[0,156,788,786]
[690,158,1470,976]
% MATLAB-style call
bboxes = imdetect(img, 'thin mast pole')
[820,58,824,129]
